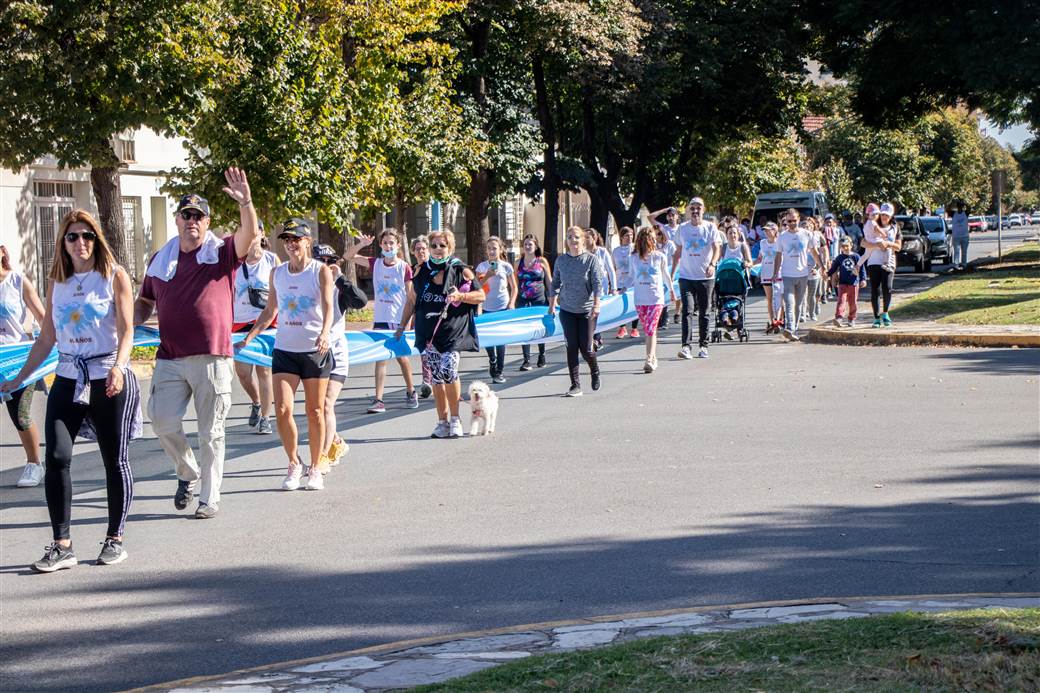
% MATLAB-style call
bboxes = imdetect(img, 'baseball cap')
[312,243,337,261]
[878,203,895,216]
[865,202,880,216]
[688,197,705,208]
[824,213,835,221]
[279,218,312,239]
[176,194,210,216]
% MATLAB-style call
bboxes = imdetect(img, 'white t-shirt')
[805,231,823,273]
[52,270,119,380]
[0,271,30,344]
[371,258,411,324]
[658,239,677,292]
[594,246,616,294]
[722,243,746,261]
[273,260,325,352]
[233,251,278,323]
[758,238,780,280]
[612,245,634,289]
[779,230,813,278]
[676,222,722,280]
[629,251,669,306]
[475,260,514,312]
[660,223,680,243]
[866,225,897,267]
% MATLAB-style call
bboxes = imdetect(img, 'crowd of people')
[0,172,913,573]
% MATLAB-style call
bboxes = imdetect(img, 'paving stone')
[398,632,548,655]
[432,651,531,660]
[966,598,1040,608]
[214,674,298,685]
[631,627,689,639]
[169,687,273,693]
[292,686,364,693]
[553,629,619,649]
[729,603,847,619]
[776,611,871,623]
[614,613,715,629]
[348,659,497,688]
[553,622,619,633]
[291,657,385,674]
[917,600,979,608]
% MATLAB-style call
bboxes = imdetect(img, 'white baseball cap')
[879,203,895,216]
[688,197,705,208]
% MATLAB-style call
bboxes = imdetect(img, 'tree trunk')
[533,55,560,260]
[90,163,128,270]
[393,190,412,264]
[465,169,491,266]
[589,189,610,235]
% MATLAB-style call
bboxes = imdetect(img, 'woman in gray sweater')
[548,226,603,397]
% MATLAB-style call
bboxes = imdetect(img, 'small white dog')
[467,381,499,436]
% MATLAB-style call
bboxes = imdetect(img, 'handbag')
[336,276,369,311]
[242,262,268,310]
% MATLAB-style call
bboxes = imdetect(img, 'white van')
[751,190,830,226]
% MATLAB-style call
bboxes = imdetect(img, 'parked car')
[984,215,997,230]
[968,216,988,233]
[920,216,952,263]
[894,215,932,272]
[1031,212,1040,225]
[1007,213,1025,227]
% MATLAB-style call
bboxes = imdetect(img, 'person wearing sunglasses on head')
[133,168,261,519]
[0,244,47,488]
[238,220,333,491]
[2,210,138,572]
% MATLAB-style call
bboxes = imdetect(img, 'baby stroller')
[711,257,750,343]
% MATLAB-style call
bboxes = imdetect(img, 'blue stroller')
[711,257,750,343]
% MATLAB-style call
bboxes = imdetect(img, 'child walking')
[629,227,676,373]
[826,237,867,327]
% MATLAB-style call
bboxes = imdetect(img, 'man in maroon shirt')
[134,168,260,519]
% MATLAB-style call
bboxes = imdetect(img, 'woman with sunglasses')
[232,232,279,435]
[2,210,138,572]
[0,244,47,488]
[396,229,484,439]
[239,219,333,490]
[549,226,603,397]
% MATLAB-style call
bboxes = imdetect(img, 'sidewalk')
[130,593,1038,692]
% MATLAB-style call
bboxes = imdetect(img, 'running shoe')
[256,416,273,435]
[97,538,128,566]
[366,398,386,414]
[419,383,433,399]
[16,462,43,488]
[882,313,893,327]
[678,345,693,359]
[174,479,195,510]
[872,318,882,328]
[431,420,451,438]
[314,454,332,475]
[848,319,857,328]
[781,329,795,342]
[615,326,628,339]
[631,328,640,338]
[536,354,547,368]
[519,360,532,372]
[723,331,733,341]
[643,359,654,374]
[405,391,419,409]
[32,543,77,573]
[305,469,325,491]
[591,372,601,391]
[491,374,506,384]
[788,331,802,342]
[697,346,709,358]
[449,417,464,439]
[327,437,348,465]
[248,402,261,428]
[282,460,303,491]
[195,503,218,519]
[564,384,583,397]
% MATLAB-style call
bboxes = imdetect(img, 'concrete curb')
[122,592,1040,692]
[807,325,1040,348]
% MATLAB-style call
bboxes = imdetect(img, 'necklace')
[72,270,91,292]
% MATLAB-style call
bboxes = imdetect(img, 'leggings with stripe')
[45,374,138,541]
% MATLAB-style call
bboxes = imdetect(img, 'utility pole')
[992,170,1006,261]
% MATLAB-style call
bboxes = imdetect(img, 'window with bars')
[33,181,74,199]
[121,197,141,277]
[32,180,75,293]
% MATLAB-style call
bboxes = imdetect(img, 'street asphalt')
[0,226,1037,692]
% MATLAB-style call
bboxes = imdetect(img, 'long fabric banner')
[0,289,649,387]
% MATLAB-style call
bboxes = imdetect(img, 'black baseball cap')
[176,194,210,216]
[312,244,337,261]
[279,218,312,239]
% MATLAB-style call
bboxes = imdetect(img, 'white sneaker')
[449,417,464,439]
[16,463,44,488]
[304,469,324,491]
[281,461,303,491]
[697,347,709,358]
[431,420,451,439]
[678,345,693,359]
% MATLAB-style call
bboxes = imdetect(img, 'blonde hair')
[51,209,115,283]
[428,228,456,254]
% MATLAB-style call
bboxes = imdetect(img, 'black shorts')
[271,348,331,379]
[372,321,399,330]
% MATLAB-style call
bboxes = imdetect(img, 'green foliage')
[817,157,857,215]
[700,134,808,214]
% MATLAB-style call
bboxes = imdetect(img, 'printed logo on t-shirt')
[376,281,404,299]
[636,261,659,281]
[684,235,710,252]
[841,257,856,272]
[786,237,806,255]
[280,294,315,320]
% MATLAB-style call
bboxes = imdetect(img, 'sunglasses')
[179,210,206,221]
[320,257,337,265]
[429,242,449,249]
[280,236,303,244]
[64,231,97,243]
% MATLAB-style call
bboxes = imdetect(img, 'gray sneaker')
[697,346,709,358]
[32,543,77,573]
[431,420,451,439]
[405,391,419,409]
[248,402,261,428]
[194,503,218,519]
[678,345,693,360]
[97,538,128,566]
[256,416,273,435]
[449,417,464,439]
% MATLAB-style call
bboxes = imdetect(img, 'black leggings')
[45,374,138,541]
[559,309,599,387]
[517,298,547,361]
[866,265,894,317]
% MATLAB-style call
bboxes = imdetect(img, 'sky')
[982,119,1035,151]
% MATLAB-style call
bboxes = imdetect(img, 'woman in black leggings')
[549,226,602,397]
[2,210,137,573]
[861,205,902,327]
